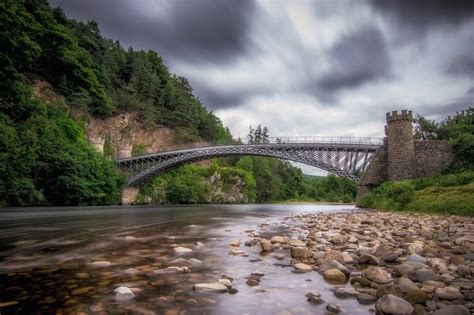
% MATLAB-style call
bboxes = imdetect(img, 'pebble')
[306,291,323,304]
[294,263,313,273]
[114,286,135,301]
[174,247,193,254]
[326,303,341,313]
[375,294,413,314]
[90,261,112,268]
[324,269,346,282]
[193,283,228,293]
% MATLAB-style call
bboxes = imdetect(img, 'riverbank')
[0,205,472,314]
[357,171,474,216]
[253,210,473,314]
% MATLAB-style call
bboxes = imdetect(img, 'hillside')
[0,0,358,206]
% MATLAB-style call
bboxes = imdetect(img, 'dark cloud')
[445,49,474,79]
[370,0,474,41]
[49,0,256,65]
[316,27,392,93]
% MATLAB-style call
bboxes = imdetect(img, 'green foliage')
[306,175,357,203]
[0,100,122,206]
[415,108,474,170]
[357,172,474,216]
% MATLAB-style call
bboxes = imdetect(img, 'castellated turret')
[385,110,416,181]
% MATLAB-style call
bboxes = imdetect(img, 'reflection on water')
[0,204,371,314]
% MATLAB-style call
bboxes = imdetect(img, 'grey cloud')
[370,0,474,42]
[446,51,474,79]
[50,0,256,65]
[316,27,392,93]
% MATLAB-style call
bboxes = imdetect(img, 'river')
[0,204,372,314]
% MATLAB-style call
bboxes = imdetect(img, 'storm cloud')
[51,0,474,174]
[317,27,392,92]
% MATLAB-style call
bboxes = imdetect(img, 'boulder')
[290,247,313,258]
[398,277,419,293]
[358,254,383,265]
[288,239,306,247]
[294,263,313,273]
[363,266,390,284]
[334,287,358,298]
[323,268,346,282]
[406,254,427,264]
[260,240,273,252]
[435,286,464,300]
[375,294,413,315]
[318,259,351,275]
[306,291,323,304]
[319,249,344,264]
[193,283,228,293]
[432,305,469,315]
[408,269,439,282]
[357,293,376,304]
[271,236,286,244]
[342,252,355,264]
[114,286,135,301]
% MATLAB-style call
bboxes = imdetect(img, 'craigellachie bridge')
[114,110,453,204]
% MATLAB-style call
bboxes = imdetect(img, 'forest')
[0,0,355,206]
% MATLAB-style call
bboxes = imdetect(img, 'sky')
[50,0,473,174]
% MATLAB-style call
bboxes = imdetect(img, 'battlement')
[386,110,413,123]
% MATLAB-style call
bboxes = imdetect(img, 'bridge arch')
[117,142,380,186]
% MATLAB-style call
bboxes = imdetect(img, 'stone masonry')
[357,110,453,197]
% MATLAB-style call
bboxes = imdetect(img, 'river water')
[0,204,372,314]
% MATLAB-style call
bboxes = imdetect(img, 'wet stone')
[326,303,341,313]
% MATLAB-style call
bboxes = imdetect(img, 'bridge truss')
[117,138,382,186]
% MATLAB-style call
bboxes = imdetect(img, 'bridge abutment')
[121,187,139,205]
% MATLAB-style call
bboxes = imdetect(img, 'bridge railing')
[120,136,383,160]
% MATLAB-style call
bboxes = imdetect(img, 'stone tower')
[385,110,416,181]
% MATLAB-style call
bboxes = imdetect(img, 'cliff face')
[85,112,179,157]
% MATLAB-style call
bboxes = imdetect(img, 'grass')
[357,171,474,216]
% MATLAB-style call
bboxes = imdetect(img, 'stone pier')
[121,187,139,205]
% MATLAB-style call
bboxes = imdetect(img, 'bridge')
[117,136,383,186]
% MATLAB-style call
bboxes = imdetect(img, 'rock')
[228,240,240,247]
[246,278,260,286]
[398,277,419,293]
[72,287,93,295]
[228,249,247,256]
[114,286,135,301]
[306,291,323,304]
[193,283,228,293]
[449,255,465,265]
[394,264,415,276]
[334,287,358,298]
[320,249,344,264]
[188,258,202,266]
[457,264,470,277]
[271,236,286,244]
[374,246,402,262]
[324,268,346,282]
[294,263,313,273]
[319,259,351,275]
[350,277,371,287]
[125,236,138,241]
[329,234,347,245]
[195,242,205,247]
[376,284,402,299]
[273,253,286,260]
[342,252,355,264]
[124,268,139,275]
[154,266,190,274]
[406,254,427,264]
[431,305,469,315]
[174,247,193,254]
[357,293,376,304]
[288,239,306,247]
[363,266,390,284]
[435,286,464,300]
[290,247,313,258]
[217,279,232,289]
[90,261,111,268]
[406,289,429,304]
[422,280,445,288]
[375,294,413,315]
[358,254,383,265]
[260,240,273,252]
[326,303,341,313]
[408,269,438,282]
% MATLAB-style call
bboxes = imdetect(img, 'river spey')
[0,204,372,314]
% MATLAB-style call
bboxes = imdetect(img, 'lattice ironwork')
[117,140,382,186]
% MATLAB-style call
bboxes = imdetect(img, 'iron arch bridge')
[117,136,382,186]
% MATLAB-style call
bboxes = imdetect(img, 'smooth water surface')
[0,204,371,314]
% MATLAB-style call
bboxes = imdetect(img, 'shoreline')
[251,209,474,314]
